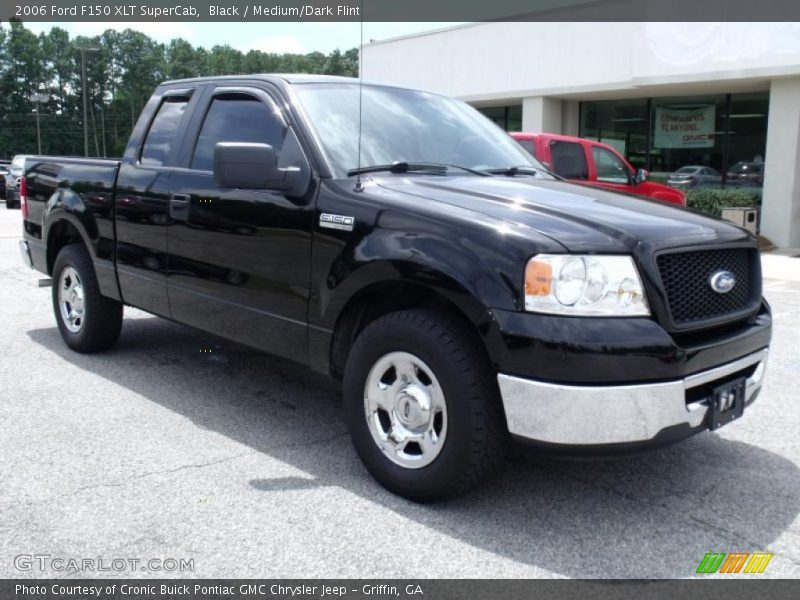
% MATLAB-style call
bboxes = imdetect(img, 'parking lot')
[0,205,798,579]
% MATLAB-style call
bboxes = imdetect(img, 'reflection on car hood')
[374,175,750,253]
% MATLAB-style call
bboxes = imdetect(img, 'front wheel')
[343,309,507,501]
[52,244,123,353]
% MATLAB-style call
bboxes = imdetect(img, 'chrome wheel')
[363,351,448,469]
[58,266,85,333]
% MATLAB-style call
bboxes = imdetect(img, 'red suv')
[511,133,685,206]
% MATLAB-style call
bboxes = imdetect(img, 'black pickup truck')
[19,75,771,501]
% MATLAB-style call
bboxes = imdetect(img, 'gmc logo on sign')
[319,213,355,231]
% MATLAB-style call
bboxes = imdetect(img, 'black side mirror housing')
[213,142,299,191]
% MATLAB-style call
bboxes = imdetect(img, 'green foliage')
[0,19,358,159]
[685,188,761,218]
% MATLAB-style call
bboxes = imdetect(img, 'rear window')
[141,97,189,166]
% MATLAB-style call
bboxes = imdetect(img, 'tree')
[0,20,358,158]
[166,38,199,80]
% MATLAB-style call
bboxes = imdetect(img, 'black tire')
[52,244,123,353]
[343,309,508,502]
[6,201,18,209]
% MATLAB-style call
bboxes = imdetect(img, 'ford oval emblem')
[709,270,736,294]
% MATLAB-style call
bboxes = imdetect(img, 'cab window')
[592,146,631,184]
[191,93,287,172]
[549,141,589,180]
[517,139,536,157]
[141,97,189,166]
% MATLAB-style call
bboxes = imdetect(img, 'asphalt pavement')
[0,205,798,578]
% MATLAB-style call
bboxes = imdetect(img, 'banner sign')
[654,105,716,149]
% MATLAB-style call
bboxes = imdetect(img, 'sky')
[21,22,464,54]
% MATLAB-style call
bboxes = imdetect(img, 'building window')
[580,92,769,189]
[726,92,768,188]
[477,105,522,132]
[649,94,727,177]
[579,98,650,169]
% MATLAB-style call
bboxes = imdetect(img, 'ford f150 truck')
[19,75,771,501]
[511,132,686,206]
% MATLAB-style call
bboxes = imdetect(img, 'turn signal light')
[525,259,552,297]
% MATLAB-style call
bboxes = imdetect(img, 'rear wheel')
[52,244,122,353]
[343,309,507,501]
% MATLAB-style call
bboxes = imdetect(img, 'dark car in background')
[5,155,29,209]
[0,160,10,200]
[727,161,764,185]
[666,165,723,189]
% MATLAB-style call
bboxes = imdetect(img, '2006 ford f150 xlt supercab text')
[19,75,771,501]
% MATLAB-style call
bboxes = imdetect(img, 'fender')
[43,189,121,301]
[308,224,537,377]
[44,192,98,259]
[315,226,523,331]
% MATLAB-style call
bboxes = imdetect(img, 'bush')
[685,188,761,218]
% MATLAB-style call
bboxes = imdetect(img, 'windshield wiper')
[347,162,490,177]
[481,166,543,177]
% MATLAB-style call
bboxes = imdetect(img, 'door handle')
[170,193,191,220]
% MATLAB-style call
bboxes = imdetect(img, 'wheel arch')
[328,275,499,381]
[46,215,93,276]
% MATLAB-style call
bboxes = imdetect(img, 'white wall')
[363,22,800,101]
[521,97,561,133]
[762,77,800,248]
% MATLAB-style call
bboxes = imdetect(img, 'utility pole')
[28,92,49,155]
[75,44,100,157]
[98,104,107,158]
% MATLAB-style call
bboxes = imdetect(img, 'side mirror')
[213,142,299,191]
[632,168,648,185]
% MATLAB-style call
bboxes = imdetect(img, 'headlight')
[524,254,649,316]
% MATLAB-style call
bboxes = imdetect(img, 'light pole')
[75,44,100,157]
[28,92,49,155]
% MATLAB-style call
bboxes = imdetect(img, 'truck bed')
[22,156,122,300]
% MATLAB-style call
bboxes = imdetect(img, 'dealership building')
[362,22,800,248]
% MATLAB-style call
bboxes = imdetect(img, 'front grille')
[656,247,758,328]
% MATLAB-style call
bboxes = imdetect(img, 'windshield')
[676,166,699,174]
[293,83,551,178]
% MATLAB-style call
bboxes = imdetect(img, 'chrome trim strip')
[498,349,768,446]
[683,348,768,389]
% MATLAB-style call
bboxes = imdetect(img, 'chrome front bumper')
[19,240,33,269]
[498,348,768,446]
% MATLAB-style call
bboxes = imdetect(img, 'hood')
[374,175,751,253]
